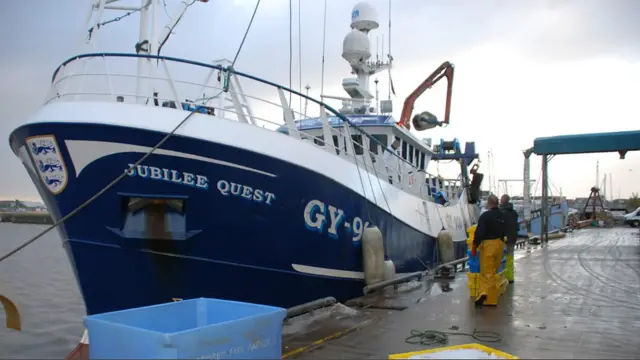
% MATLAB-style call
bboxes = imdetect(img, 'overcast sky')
[1,0,640,201]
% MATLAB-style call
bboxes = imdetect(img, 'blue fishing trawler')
[9,0,482,316]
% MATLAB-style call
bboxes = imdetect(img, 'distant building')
[21,201,48,212]
[0,200,47,212]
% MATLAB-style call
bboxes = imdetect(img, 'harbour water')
[0,223,85,359]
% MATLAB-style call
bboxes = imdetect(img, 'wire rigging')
[319,0,328,96]
[232,0,261,66]
[288,0,293,107]
[297,0,302,115]
[197,0,262,105]
[87,1,152,41]
[157,0,198,57]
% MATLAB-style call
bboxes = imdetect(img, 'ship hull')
[518,202,568,237]
[10,103,471,315]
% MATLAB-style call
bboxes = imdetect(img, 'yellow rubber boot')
[505,254,515,283]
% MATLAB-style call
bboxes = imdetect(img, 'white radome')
[350,2,379,32]
[342,30,371,66]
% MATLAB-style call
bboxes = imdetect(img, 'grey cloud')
[490,0,640,61]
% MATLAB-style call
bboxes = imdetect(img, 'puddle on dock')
[281,275,462,356]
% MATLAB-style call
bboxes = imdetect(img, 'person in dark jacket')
[500,194,519,284]
[472,194,505,308]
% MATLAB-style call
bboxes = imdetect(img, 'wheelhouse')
[276,114,435,173]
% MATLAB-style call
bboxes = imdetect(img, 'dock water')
[64,228,640,359]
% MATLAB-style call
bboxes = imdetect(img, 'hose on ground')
[405,329,502,346]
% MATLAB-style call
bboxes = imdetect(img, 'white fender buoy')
[437,229,455,264]
[383,259,396,281]
[362,225,385,285]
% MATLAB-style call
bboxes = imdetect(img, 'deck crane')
[398,61,483,204]
[398,61,454,131]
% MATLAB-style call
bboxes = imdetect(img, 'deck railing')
[49,53,462,204]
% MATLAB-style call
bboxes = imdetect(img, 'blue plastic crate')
[467,250,507,274]
[84,298,286,359]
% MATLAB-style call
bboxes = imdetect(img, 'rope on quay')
[405,328,502,346]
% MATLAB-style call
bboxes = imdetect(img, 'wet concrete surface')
[286,228,640,359]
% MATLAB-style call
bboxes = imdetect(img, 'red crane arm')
[398,61,455,130]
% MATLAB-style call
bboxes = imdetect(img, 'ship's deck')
[285,227,640,359]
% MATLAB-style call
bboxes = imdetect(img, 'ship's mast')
[84,0,202,104]
[595,160,600,189]
[136,0,152,105]
[523,148,534,223]
[324,2,393,115]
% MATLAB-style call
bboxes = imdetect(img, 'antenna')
[304,84,311,117]
[609,173,612,200]
[288,0,292,107]
[381,35,385,69]
[320,0,328,96]
[387,0,391,100]
[374,78,379,114]
[298,0,302,114]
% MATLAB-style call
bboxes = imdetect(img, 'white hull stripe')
[64,140,277,178]
[291,263,413,280]
[291,264,365,279]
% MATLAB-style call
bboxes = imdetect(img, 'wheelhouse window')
[332,135,340,154]
[401,140,408,160]
[312,135,341,155]
[369,134,388,155]
[408,144,415,164]
[351,135,364,155]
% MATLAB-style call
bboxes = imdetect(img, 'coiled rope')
[405,328,502,346]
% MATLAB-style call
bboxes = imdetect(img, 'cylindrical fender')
[362,225,385,286]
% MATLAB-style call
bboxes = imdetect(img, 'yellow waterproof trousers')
[477,239,505,301]
[505,243,515,282]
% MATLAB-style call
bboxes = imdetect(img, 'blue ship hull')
[517,202,568,237]
[10,122,467,315]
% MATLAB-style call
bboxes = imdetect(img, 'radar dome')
[351,2,379,32]
[342,30,371,66]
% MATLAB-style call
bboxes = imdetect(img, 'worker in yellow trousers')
[472,194,505,308]
[500,194,519,284]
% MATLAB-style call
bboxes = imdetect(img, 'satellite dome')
[342,30,371,66]
[350,2,379,32]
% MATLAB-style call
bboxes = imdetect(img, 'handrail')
[51,52,421,171]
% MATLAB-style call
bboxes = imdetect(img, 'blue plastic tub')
[84,298,287,359]
[467,249,507,274]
